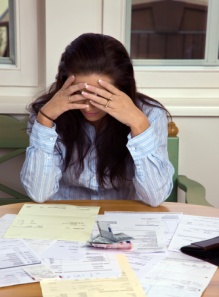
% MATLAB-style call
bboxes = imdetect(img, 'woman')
[20,33,174,206]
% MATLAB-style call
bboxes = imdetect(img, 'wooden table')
[0,200,218,297]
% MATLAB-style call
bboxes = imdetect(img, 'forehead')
[73,73,113,86]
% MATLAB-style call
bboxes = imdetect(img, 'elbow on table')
[21,178,56,203]
[145,195,167,207]
[23,188,51,204]
[153,185,173,207]
[141,183,173,207]
[29,195,49,204]
[146,196,165,208]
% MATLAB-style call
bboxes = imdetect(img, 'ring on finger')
[105,99,110,108]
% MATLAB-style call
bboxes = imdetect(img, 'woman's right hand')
[37,75,88,127]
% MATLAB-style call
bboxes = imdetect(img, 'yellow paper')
[40,254,147,297]
[18,204,99,217]
[4,204,99,242]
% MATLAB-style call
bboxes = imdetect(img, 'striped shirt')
[20,103,174,207]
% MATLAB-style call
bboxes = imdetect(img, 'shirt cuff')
[29,120,58,152]
[127,125,158,159]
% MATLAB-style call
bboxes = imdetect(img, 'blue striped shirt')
[20,103,174,206]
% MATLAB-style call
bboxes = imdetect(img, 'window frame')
[0,0,16,65]
[127,0,219,66]
[0,0,39,86]
[102,0,219,116]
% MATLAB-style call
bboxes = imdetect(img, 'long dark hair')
[29,33,169,189]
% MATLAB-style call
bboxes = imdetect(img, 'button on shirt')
[20,103,174,206]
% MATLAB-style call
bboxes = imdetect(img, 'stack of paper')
[0,204,218,297]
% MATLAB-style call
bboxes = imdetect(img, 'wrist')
[39,109,54,121]
[129,115,150,137]
[37,111,54,128]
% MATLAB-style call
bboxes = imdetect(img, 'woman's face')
[73,73,113,128]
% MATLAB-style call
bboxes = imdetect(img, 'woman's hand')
[37,76,89,127]
[81,79,150,137]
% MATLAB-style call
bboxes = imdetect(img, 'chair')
[167,122,211,206]
[0,115,31,205]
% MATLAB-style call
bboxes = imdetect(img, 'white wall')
[0,0,219,207]
[45,0,102,86]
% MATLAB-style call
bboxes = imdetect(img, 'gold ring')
[105,99,110,108]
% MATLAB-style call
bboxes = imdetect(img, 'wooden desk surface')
[0,200,218,297]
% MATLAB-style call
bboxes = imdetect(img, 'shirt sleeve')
[126,107,174,207]
[20,120,63,203]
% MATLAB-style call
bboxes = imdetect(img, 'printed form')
[3,204,100,241]
[168,214,219,251]
[92,214,167,252]
[0,209,218,296]
[140,251,217,297]
[43,252,122,279]
[40,254,146,297]
[103,211,183,247]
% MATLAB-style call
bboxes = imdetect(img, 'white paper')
[92,215,166,252]
[0,214,17,237]
[140,251,217,297]
[41,240,86,260]
[0,238,41,269]
[168,214,219,251]
[24,239,56,256]
[23,264,60,281]
[104,212,183,247]
[43,252,121,279]
[0,210,217,296]
[0,267,36,287]
[40,255,146,297]
[125,252,167,279]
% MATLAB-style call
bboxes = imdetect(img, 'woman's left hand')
[82,79,150,137]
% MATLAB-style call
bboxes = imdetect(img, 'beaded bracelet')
[39,109,54,122]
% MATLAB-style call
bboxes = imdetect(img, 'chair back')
[0,115,29,149]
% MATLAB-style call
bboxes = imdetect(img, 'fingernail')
[82,91,87,95]
[98,79,102,83]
